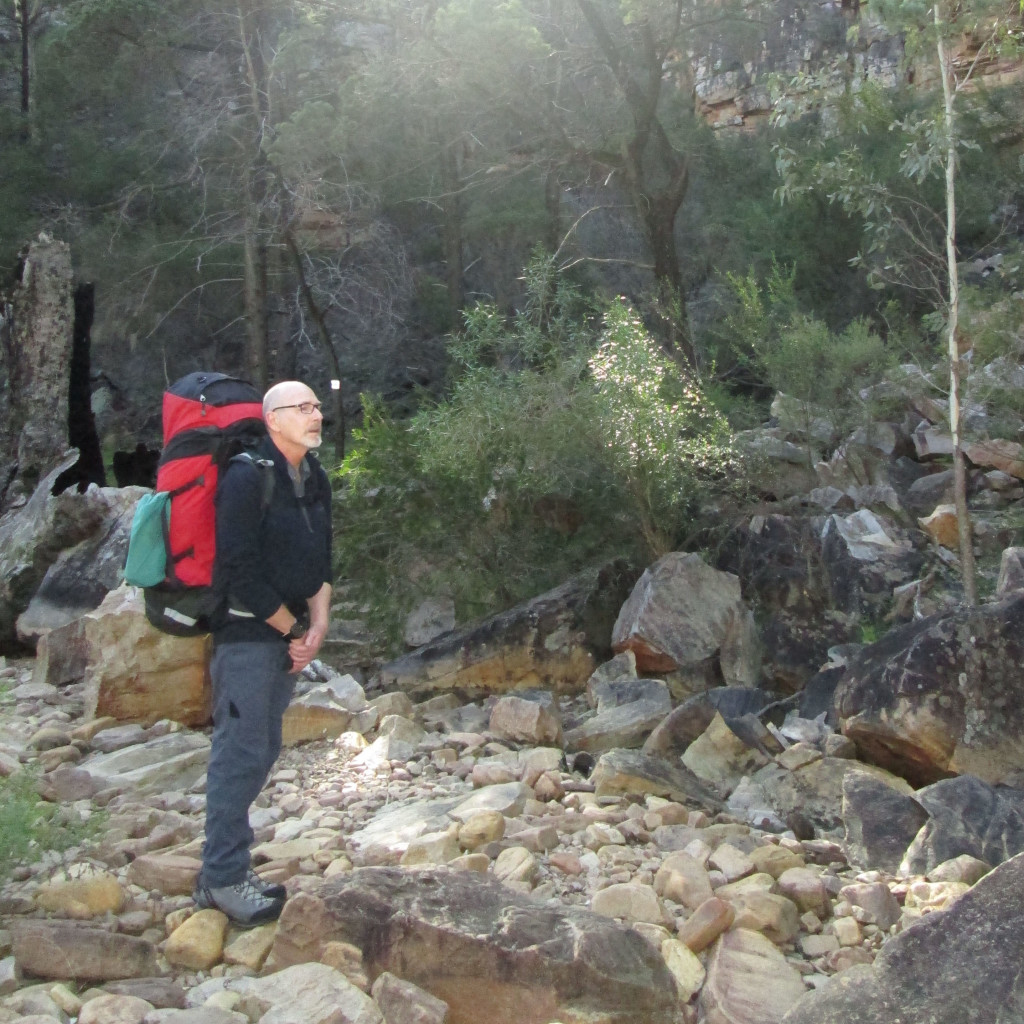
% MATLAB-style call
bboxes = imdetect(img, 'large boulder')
[0,452,109,651]
[819,510,922,619]
[643,686,778,758]
[17,486,146,644]
[716,515,827,618]
[564,689,670,753]
[780,852,1024,1024]
[269,868,681,1024]
[78,585,211,727]
[760,610,857,694]
[611,552,760,684]
[589,748,724,809]
[732,427,821,500]
[682,713,771,792]
[900,775,1024,875]
[835,593,1024,786]
[701,928,807,1024]
[733,757,912,833]
[842,770,929,873]
[963,437,1024,479]
[229,963,382,1024]
[376,562,638,700]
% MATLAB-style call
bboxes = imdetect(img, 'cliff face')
[690,1,1023,131]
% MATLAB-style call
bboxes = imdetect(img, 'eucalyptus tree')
[513,0,767,365]
[0,0,55,134]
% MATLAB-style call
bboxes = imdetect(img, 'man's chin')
[305,434,323,449]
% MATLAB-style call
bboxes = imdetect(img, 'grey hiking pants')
[201,640,295,887]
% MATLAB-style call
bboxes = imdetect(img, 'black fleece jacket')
[212,436,332,645]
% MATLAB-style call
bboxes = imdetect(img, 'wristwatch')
[284,619,307,640]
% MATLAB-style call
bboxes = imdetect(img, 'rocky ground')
[0,653,994,1024]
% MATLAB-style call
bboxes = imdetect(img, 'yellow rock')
[70,717,120,743]
[165,908,229,970]
[204,991,243,1013]
[36,872,126,917]
[323,855,353,879]
[165,907,193,936]
[82,584,212,727]
[748,845,805,879]
[79,993,153,1024]
[321,941,370,991]
[457,810,505,850]
[918,504,960,549]
[48,984,83,1016]
[450,853,490,873]
[661,938,706,1001]
[223,923,277,971]
[281,700,352,746]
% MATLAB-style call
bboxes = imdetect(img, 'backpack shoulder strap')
[231,452,275,514]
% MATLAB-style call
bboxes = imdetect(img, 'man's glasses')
[272,402,322,415]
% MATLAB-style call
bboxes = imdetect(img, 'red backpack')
[125,371,272,635]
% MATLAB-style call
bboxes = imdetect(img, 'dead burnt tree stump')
[0,234,75,507]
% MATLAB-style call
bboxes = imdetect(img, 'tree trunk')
[284,229,346,460]
[238,0,273,392]
[16,0,30,139]
[439,133,464,323]
[576,0,695,365]
[936,2,976,607]
[545,166,562,256]
[242,202,270,391]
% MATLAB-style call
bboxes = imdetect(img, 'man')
[193,380,333,926]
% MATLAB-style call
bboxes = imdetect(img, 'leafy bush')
[588,300,740,554]
[721,265,902,440]
[335,259,741,646]
[0,770,104,885]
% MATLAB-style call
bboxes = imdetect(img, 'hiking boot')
[245,867,287,901]
[192,874,285,927]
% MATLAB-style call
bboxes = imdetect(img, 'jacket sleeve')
[214,460,282,621]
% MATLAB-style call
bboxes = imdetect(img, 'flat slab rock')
[376,562,638,700]
[271,867,681,1024]
[10,920,158,981]
[781,851,1024,1023]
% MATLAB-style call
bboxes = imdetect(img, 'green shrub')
[0,770,105,885]
[588,299,740,555]
[722,266,901,440]
[335,259,741,646]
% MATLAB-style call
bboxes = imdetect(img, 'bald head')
[263,380,323,466]
[263,381,315,419]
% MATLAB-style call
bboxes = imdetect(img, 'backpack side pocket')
[123,491,171,588]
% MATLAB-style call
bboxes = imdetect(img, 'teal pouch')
[123,491,170,588]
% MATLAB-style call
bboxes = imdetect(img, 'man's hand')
[287,621,326,673]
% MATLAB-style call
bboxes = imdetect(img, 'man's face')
[267,386,323,451]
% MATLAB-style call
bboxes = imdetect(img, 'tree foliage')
[335,254,740,643]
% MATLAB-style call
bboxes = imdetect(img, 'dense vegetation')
[2,0,1022,635]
